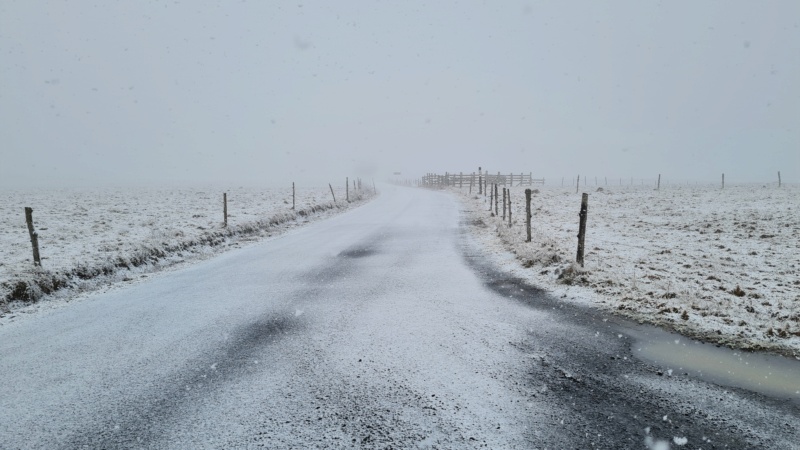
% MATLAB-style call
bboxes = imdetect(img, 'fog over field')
[1,1,798,187]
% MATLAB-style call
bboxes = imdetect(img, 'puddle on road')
[627,325,800,401]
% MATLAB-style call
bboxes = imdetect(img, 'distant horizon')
[2,1,798,188]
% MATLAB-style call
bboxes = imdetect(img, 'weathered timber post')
[778,171,781,187]
[489,183,494,213]
[562,177,564,187]
[469,173,474,194]
[292,182,296,209]
[657,174,661,191]
[508,192,512,227]
[478,167,483,195]
[329,183,337,204]
[460,172,463,189]
[346,177,350,202]
[576,175,580,194]
[223,193,228,227]
[576,193,589,268]
[525,189,532,242]
[494,184,499,216]
[595,176,597,185]
[24,207,41,266]
[502,188,507,220]
[722,173,725,190]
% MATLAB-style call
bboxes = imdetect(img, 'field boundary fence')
[421,171,544,188]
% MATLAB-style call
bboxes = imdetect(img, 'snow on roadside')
[1,184,374,313]
[453,183,800,358]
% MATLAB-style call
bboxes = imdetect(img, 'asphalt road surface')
[1,186,798,449]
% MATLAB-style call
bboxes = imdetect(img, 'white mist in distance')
[1,1,798,188]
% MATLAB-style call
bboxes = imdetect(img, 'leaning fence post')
[329,183,337,204]
[525,189,532,242]
[24,207,41,267]
[576,175,580,194]
[576,193,589,267]
[223,193,228,227]
[292,182,296,209]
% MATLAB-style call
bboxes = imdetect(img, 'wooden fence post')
[502,188,507,220]
[329,183,337,204]
[478,167,483,195]
[657,174,661,191]
[507,191,512,227]
[722,173,725,190]
[494,184,499,216]
[525,189,532,242]
[223,193,228,227]
[460,172,463,188]
[292,182,296,209]
[576,175,579,194]
[346,177,350,202]
[778,171,781,187]
[24,207,41,267]
[469,173,474,194]
[489,183,494,213]
[576,193,589,267]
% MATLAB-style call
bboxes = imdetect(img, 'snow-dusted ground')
[1,185,796,449]
[454,182,800,357]
[1,184,372,309]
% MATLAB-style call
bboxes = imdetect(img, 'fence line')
[421,171,544,187]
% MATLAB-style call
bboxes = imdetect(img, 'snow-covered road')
[1,186,798,449]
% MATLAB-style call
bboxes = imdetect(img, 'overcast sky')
[1,1,798,188]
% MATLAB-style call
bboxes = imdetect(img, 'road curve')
[1,185,797,449]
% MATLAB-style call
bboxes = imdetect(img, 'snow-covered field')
[1,184,373,308]
[455,182,800,357]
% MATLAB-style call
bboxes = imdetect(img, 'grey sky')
[1,1,798,187]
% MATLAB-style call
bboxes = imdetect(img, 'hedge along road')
[0,185,797,449]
